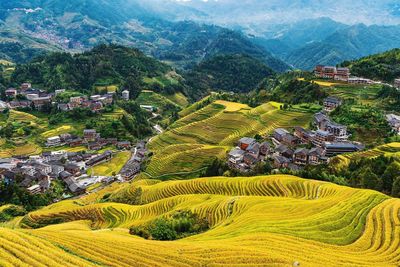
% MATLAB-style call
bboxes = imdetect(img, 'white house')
[46,136,62,147]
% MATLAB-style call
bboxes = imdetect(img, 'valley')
[0,1,400,266]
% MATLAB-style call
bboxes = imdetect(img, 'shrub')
[148,218,177,240]
[129,210,209,241]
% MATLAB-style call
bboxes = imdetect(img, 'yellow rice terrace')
[0,175,398,266]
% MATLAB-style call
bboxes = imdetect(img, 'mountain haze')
[0,0,288,71]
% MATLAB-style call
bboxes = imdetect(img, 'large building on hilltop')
[315,65,350,81]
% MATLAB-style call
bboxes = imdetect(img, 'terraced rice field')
[0,143,42,158]
[137,90,181,110]
[88,151,131,176]
[147,100,312,177]
[41,125,75,138]
[2,175,398,266]
[102,108,126,119]
[145,144,229,179]
[298,78,345,87]
[332,142,400,170]
[163,92,189,107]
[178,95,214,117]
[96,85,118,93]
[326,84,381,105]
[8,110,39,123]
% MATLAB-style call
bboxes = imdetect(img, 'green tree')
[123,75,142,100]
[391,177,400,198]
[361,168,382,191]
[382,162,400,193]
[148,218,177,241]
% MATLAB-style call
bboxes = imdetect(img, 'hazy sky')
[165,0,400,26]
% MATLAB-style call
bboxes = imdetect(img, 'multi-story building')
[325,122,348,141]
[293,148,309,165]
[20,83,32,91]
[70,96,83,105]
[386,114,400,134]
[84,129,98,141]
[294,126,313,144]
[314,112,348,141]
[32,96,52,109]
[335,67,350,81]
[238,137,256,150]
[348,77,373,84]
[323,142,361,157]
[315,65,336,79]
[313,130,335,147]
[5,88,17,98]
[122,90,130,101]
[46,136,62,147]
[273,128,290,142]
[314,65,350,81]
[323,96,342,112]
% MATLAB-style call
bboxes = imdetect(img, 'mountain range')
[253,18,400,70]
[0,0,288,71]
[1,1,400,71]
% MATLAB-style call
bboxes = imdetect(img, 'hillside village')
[0,139,147,196]
[0,80,156,198]
[315,65,400,136]
[0,82,131,112]
[228,96,365,172]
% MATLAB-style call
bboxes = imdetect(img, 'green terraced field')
[326,84,382,105]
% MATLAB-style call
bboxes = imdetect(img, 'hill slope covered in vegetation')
[342,48,400,82]
[185,54,275,97]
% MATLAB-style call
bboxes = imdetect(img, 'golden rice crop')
[2,175,398,266]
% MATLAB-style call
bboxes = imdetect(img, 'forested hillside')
[342,48,400,82]
[185,54,274,97]
[10,44,172,95]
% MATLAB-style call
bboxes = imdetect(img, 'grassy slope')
[1,175,399,266]
[144,100,313,179]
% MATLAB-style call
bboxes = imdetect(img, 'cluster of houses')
[1,82,131,112]
[119,141,147,180]
[4,83,53,110]
[56,93,114,112]
[228,98,364,172]
[314,65,376,85]
[386,114,400,135]
[46,129,131,151]
[0,150,116,195]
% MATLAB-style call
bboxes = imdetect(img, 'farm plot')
[41,125,75,138]
[88,151,131,176]
[145,144,229,179]
[0,143,42,158]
